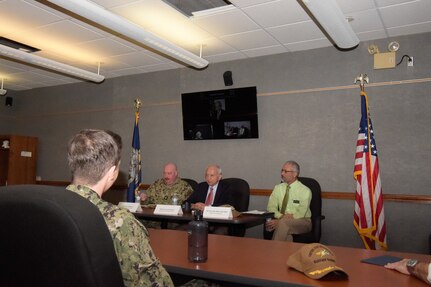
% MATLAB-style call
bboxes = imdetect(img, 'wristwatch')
[406,259,418,274]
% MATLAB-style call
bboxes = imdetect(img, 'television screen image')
[181,86,258,140]
[224,121,251,138]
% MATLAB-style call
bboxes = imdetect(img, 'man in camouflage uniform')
[66,129,173,287]
[140,162,193,205]
[137,162,193,229]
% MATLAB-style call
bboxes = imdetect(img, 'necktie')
[280,184,290,214]
[205,186,214,206]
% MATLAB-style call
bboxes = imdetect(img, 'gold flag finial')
[354,74,369,92]
[134,99,142,113]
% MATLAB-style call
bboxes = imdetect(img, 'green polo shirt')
[267,180,312,219]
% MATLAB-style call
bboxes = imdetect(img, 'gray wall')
[0,93,16,133]
[3,32,431,254]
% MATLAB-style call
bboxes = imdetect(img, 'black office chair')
[263,177,325,243]
[182,178,198,192]
[0,185,124,287]
[222,178,250,212]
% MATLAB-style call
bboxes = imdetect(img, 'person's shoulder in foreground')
[66,129,174,287]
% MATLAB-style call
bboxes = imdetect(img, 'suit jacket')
[186,180,231,207]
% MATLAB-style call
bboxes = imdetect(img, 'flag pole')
[354,73,369,92]
[134,98,142,113]
[127,99,142,202]
[354,75,376,236]
[353,74,387,250]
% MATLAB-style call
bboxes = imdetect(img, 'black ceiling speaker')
[5,96,12,107]
[223,71,233,86]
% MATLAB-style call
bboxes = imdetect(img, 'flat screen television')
[181,86,258,140]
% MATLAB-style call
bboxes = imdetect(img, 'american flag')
[353,91,387,250]
[127,110,141,202]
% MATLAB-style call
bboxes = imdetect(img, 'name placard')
[203,206,233,219]
[118,202,142,212]
[154,204,183,216]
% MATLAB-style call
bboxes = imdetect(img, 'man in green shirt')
[266,160,312,241]
[66,129,173,287]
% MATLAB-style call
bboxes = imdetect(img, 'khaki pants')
[273,217,311,241]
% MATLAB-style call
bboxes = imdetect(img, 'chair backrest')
[182,178,198,192]
[222,178,250,212]
[0,185,124,287]
[292,177,323,243]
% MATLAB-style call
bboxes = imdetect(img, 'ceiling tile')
[336,0,376,13]
[284,38,332,52]
[221,30,280,50]
[205,51,247,63]
[379,0,431,28]
[0,0,62,35]
[109,52,162,67]
[91,0,139,8]
[109,67,147,77]
[143,63,182,73]
[267,21,326,44]
[230,0,276,8]
[242,0,308,28]
[349,9,385,33]
[387,21,431,37]
[357,30,388,41]
[241,45,288,58]
[198,37,237,56]
[192,7,260,37]
[24,20,104,46]
[375,0,414,7]
[74,38,137,59]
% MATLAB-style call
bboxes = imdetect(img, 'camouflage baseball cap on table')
[287,243,348,280]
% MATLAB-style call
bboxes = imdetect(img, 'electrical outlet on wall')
[408,57,414,67]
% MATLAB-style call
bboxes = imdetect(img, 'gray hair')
[207,164,222,175]
[284,160,300,174]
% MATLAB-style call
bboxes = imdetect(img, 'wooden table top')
[149,229,430,287]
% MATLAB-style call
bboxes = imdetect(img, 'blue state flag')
[127,112,141,202]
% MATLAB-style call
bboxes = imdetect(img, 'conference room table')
[149,229,430,287]
[134,207,270,236]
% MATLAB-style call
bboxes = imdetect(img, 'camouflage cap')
[286,243,348,279]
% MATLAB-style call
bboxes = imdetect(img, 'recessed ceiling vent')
[162,0,231,16]
[0,37,40,53]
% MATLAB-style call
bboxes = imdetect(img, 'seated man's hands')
[384,259,410,275]
[192,202,206,211]
[265,219,278,232]
[266,213,295,232]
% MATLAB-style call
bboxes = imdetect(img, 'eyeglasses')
[281,169,297,173]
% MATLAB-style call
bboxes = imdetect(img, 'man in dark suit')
[186,164,230,211]
[186,165,232,234]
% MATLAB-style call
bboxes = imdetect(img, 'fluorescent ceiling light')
[300,0,359,49]
[0,44,104,83]
[46,0,209,69]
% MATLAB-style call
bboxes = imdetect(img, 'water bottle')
[172,194,179,205]
[188,212,208,262]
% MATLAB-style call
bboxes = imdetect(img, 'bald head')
[163,162,178,185]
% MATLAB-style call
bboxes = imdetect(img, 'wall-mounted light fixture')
[300,0,359,49]
[46,0,209,69]
[368,41,401,69]
[0,44,105,83]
